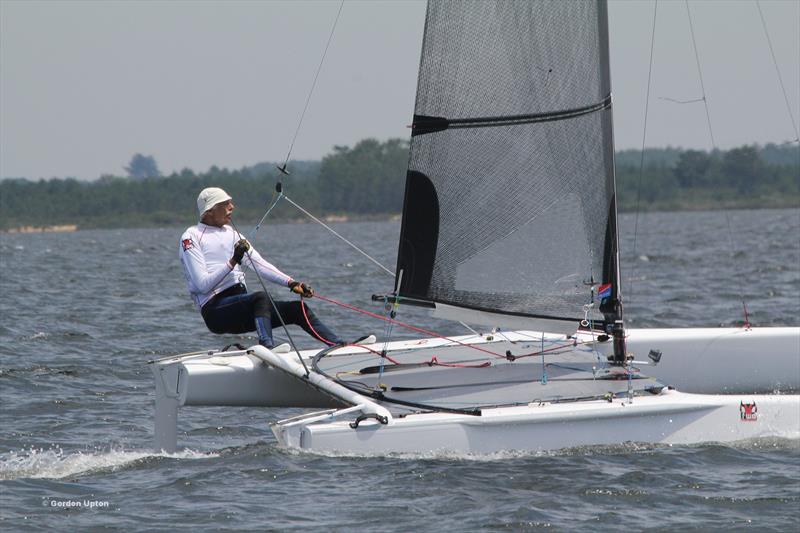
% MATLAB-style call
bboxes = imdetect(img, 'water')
[1,208,798,531]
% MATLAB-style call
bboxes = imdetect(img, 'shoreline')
[1,204,797,234]
[3,224,78,234]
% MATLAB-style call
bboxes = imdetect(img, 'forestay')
[396,0,621,332]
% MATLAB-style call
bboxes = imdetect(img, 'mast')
[597,0,627,365]
[610,206,627,364]
[597,190,626,364]
[603,199,627,364]
[610,288,627,365]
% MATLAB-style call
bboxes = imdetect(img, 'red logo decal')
[740,401,758,421]
[182,238,194,251]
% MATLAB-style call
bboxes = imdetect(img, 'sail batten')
[396,0,619,327]
[412,95,613,136]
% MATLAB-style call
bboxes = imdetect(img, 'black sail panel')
[396,171,439,298]
[396,0,618,325]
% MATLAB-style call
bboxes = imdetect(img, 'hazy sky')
[1,0,798,181]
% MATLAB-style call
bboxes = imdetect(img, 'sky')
[1,0,798,181]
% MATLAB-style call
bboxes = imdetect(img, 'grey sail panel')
[396,0,618,324]
[414,2,609,120]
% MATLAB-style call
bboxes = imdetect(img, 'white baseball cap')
[197,187,232,217]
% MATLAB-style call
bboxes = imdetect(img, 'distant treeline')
[1,139,797,230]
[615,144,799,211]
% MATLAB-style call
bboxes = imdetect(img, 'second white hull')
[151,326,799,452]
[162,327,799,408]
[272,389,800,454]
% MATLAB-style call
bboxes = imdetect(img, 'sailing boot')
[255,316,290,353]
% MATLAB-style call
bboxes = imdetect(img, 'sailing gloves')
[231,239,250,265]
[230,238,312,298]
[289,280,314,298]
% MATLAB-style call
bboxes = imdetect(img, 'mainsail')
[395,0,621,333]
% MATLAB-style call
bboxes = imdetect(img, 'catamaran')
[151,0,799,454]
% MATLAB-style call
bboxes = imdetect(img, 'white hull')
[155,327,799,407]
[151,327,800,452]
[272,389,800,454]
[626,327,800,393]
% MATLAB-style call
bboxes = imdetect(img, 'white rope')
[684,0,716,148]
[458,321,480,336]
[755,0,800,143]
[280,1,345,169]
[283,195,396,277]
[684,0,751,325]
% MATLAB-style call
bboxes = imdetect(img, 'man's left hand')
[231,239,250,265]
[289,280,314,298]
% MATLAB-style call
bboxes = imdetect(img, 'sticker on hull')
[740,401,758,421]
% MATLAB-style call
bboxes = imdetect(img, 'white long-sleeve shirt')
[179,223,293,309]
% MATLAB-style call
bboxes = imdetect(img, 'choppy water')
[1,209,798,531]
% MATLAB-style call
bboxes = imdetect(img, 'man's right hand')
[231,239,250,265]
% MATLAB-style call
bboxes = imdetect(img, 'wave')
[0,446,218,481]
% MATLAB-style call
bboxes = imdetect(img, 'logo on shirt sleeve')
[182,238,194,251]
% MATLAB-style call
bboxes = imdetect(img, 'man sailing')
[180,187,342,350]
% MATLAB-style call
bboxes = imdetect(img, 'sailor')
[180,187,343,349]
